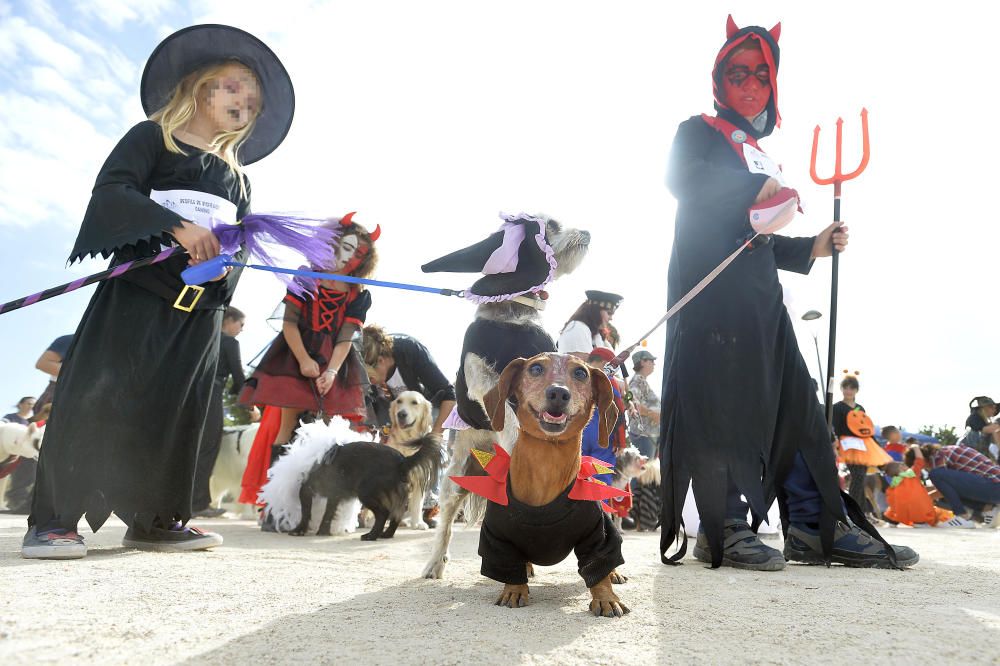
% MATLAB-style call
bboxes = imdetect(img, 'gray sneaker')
[784,522,919,569]
[122,522,223,552]
[693,520,786,571]
[22,526,87,560]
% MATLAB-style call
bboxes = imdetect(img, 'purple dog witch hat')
[421,212,557,304]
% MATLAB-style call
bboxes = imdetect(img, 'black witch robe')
[657,112,870,566]
[30,121,249,533]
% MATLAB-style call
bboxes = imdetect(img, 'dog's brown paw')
[495,583,530,608]
[609,569,628,584]
[588,575,629,618]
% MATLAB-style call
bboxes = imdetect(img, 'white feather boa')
[258,418,372,532]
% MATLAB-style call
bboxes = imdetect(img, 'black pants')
[192,380,225,511]
[4,458,37,512]
[846,464,868,512]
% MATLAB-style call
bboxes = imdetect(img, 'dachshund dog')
[465,353,628,617]
[423,217,590,580]
[384,391,434,529]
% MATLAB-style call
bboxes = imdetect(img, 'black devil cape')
[657,19,885,567]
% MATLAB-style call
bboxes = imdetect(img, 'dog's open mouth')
[535,408,569,433]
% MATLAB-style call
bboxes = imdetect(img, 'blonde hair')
[149,60,259,198]
[362,324,394,367]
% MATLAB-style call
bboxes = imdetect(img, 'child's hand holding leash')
[173,220,221,264]
[299,358,320,378]
[316,369,337,395]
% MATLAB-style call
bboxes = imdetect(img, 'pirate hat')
[421,213,556,303]
[969,396,999,416]
[140,24,295,165]
[585,290,623,312]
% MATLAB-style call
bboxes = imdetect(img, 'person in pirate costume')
[658,15,918,570]
[239,213,378,510]
[23,25,295,558]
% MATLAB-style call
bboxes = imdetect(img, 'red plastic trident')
[808,108,870,429]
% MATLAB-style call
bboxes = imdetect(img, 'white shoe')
[982,505,1000,529]
[943,515,976,529]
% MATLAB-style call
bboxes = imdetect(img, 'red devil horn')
[726,14,739,39]
[369,224,381,243]
[340,211,356,227]
[769,22,781,42]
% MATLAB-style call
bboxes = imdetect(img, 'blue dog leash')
[181,254,466,297]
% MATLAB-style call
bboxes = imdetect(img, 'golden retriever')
[383,390,434,529]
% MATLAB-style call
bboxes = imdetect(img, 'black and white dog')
[419,213,590,578]
[260,419,443,540]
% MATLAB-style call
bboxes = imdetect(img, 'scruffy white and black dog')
[384,390,435,530]
[420,212,590,579]
[261,418,443,539]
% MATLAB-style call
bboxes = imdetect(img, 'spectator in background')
[32,334,74,413]
[558,291,622,356]
[916,442,1000,528]
[628,350,660,459]
[961,396,1000,461]
[4,335,73,514]
[192,307,247,518]
[362,324,456,434]
[3,397,36,426]
[882,426,906,462]
[832,373,892,511]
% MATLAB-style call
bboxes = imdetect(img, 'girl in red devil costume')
[239,214,379,505]
[658,16,917,570]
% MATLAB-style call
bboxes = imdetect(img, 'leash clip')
[173,284,205,312]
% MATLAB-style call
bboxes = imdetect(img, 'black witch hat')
[140,24,295,165]
[421,213,557,303]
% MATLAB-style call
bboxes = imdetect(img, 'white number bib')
[149,189,238,228]
[742,143,786,186]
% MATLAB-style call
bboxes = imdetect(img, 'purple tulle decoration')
[212,214,340,297]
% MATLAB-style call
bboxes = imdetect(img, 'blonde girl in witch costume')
[239,214,379,509]
[23,25,295,559]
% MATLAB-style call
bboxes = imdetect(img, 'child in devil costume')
[23,25,296,559]
[658,15,918,570]
[239,214,379,503]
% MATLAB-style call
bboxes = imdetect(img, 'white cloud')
[72,0,172,30]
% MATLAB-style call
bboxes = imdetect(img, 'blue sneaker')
[784,522,919,569]
[22,526,87,559]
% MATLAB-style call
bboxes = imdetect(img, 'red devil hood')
[712,15,782,140]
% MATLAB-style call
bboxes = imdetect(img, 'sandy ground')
[1,514,998,665]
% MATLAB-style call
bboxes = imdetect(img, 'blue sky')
[1,1,998,432]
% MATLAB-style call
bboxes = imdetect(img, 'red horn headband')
[339,211,380,242]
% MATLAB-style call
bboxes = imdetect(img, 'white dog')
[383,390,434,530]
[208,423,260,519]
[0,421,45,509]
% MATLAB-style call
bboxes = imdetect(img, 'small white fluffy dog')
[208,423,260,519]
[383,390,434,530]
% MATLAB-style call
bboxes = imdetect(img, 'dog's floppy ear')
[415,396,433,435]
[388,398,399,433]
[483,358,526,432]
[590,367,619,448]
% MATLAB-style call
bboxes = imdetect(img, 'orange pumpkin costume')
[834,405,892,467]
[884,460,953,526]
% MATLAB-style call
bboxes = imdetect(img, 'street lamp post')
[801,310,824,402]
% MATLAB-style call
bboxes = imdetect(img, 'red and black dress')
[240,283,371,421]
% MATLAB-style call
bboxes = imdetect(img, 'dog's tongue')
[542,411,567,424]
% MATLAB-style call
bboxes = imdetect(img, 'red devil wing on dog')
[570,457,632,512]
[450,444,510,505]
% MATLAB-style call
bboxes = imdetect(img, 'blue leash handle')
[181,254,465,297]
